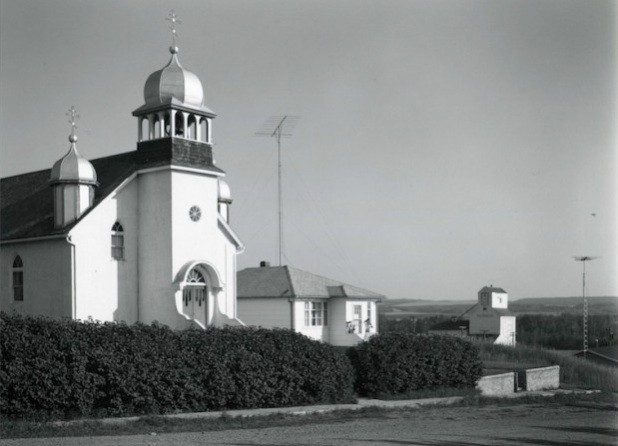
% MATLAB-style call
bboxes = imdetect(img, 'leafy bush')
[348,332,483,397]
[0,313,355,420]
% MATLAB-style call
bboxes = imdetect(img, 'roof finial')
[165,10,181,54]
[66,106,79,143]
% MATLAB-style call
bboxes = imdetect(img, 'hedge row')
[0,313,483,419]
[348,332,483,397]
[0,313,355,419]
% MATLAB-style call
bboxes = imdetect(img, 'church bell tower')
[131,12,217,170]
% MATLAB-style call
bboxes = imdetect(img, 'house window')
[12,256,23,301]
[183,268,206,307]
[111,222,124,260]
[304,301,328,326]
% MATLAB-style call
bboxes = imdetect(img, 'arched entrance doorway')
[174,261,224,328]
[182,268,207,327]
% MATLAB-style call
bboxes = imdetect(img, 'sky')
[1,0,616,301]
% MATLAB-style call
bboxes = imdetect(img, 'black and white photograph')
[0,0,616,444]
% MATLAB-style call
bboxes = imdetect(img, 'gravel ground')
[1,402,616,446]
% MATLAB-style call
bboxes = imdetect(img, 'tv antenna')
[573,256,599,356]
[255,115,301,266]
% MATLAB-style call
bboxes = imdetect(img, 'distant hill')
[379,296,617,318]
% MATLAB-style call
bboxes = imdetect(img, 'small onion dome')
[143,46,204,108]
[218,179,232,204]
[50,135,98,185]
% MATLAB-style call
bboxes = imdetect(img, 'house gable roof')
[459,303,514,319]
[237,265,384,300]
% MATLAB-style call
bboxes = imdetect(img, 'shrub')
[0,313,355,420]
[348,332,483,397]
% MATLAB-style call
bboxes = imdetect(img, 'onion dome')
[218,179,232,204]
[50,134,98,185]
[143,46,205,109]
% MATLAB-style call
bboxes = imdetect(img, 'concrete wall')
[476,372,516,396]
[0,239,72,318]
[518,366,560,391]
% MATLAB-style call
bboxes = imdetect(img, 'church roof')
[1,148,224,242]
[237,265,384,300]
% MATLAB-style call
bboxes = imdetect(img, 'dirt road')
[1,402,616,446]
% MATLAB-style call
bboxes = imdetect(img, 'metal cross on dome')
[66,106,79,137]
[165,10,181,45]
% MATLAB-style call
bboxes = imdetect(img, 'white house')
[0,42,245,329]
[429,286,516,346]
[237,262,384,346]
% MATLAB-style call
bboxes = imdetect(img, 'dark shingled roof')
[479,286,507,293]
[1,151,137,241]
[1,139,225,242]
[237,265,384,300]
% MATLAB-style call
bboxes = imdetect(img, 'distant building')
[237,262,384,346]
[429,286,516,346]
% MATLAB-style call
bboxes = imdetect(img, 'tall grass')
[476,342,618,392]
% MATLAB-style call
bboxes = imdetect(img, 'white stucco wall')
[169,169,239,328]
[136,168,179,327]
[495,315,517,345]
[69,177,139,323]
[237,297,291,329]
[336,300,375,346]
[0,239,72,318]
[491,292,508,309]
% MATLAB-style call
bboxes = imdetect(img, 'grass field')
[477,342,618,392]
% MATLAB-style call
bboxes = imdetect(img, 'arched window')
[12,256,23,301]
[153,115,161,139]
[111,222,124,260]
[183,268,206,307]
[199,118,208,143]
[175,112,184,137]
[163,112,171,137]
[187,115,197,140]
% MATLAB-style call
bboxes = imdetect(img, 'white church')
[0,37,245,329]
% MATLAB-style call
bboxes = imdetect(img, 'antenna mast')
[573,256,599,356]
[255,115,300,266]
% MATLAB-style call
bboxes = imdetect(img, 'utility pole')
[574,256,599,356]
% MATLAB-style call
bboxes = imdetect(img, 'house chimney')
[260,261,271,267]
